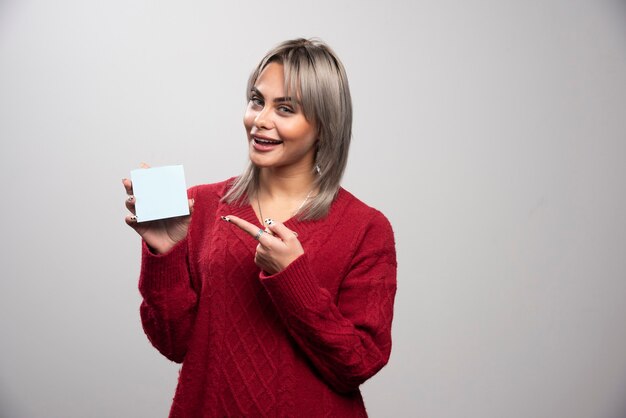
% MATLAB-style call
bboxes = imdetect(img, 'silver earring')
[315,164,321,175]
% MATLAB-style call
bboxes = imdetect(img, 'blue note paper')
[130,165,190,223]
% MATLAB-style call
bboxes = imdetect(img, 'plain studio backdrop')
[1,1,625,417]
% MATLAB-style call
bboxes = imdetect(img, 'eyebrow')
[250,87,295,104]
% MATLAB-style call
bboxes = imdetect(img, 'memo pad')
[130,165,190,223]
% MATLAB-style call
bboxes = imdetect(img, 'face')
[243,62,318,173]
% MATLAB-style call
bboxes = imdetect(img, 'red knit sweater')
[138,179,397,417]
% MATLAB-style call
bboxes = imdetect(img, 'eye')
[277,105,294,114]
[250,95,264,107]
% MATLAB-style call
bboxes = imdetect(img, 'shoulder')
[329,188,395,259]
[333,188,393,232]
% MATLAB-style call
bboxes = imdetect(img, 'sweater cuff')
[260,253,321,312]
[139,237,189,291]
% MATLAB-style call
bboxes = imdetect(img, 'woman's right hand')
[122,168,195,255]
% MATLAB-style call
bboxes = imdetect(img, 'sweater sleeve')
[260,212,397,394]
[138,232,199,364]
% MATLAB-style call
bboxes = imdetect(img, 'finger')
[224,215,275,246]
[255,242,271,258]
[139,162,151,169]
[267,221,298,243]
[122,178,134,195]
[124,214,139,228]
[223,215,259,236]
[125,195,136,215]
[254,245,270,268]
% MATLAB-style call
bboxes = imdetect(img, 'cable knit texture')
[138,179,397,417]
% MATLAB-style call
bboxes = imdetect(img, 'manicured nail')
[264,218,274,225]
[221,216,230,222]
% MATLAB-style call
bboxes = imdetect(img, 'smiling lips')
[252,134,283,151]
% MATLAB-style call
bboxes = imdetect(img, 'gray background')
[1,0,625,417]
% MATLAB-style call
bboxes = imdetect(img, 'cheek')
[294,126,317,146]
[284,119,316,142]
[243,108,255,131]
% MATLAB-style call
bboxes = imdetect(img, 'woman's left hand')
[223,216,304,275]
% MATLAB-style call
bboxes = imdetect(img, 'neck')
[258,166,316,199]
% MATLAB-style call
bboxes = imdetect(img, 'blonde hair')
[222,38,353,220]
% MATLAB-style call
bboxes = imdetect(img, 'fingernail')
[191,198,195,205]
[127,195,134,202]
[221,216,230,222]
[264,218,274,225]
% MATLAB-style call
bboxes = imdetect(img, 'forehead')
[254,62,285,92]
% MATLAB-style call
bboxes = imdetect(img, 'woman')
[122,38,397,417]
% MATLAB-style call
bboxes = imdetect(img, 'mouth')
[251,134,284,152]
[252,136,283,146]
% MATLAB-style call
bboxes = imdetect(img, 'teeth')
[255,137,282,145]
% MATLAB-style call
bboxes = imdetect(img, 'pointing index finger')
[224,215,274,245]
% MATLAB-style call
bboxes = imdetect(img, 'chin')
[249,154,276,168]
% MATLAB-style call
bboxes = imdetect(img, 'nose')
[254,106,273,130]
